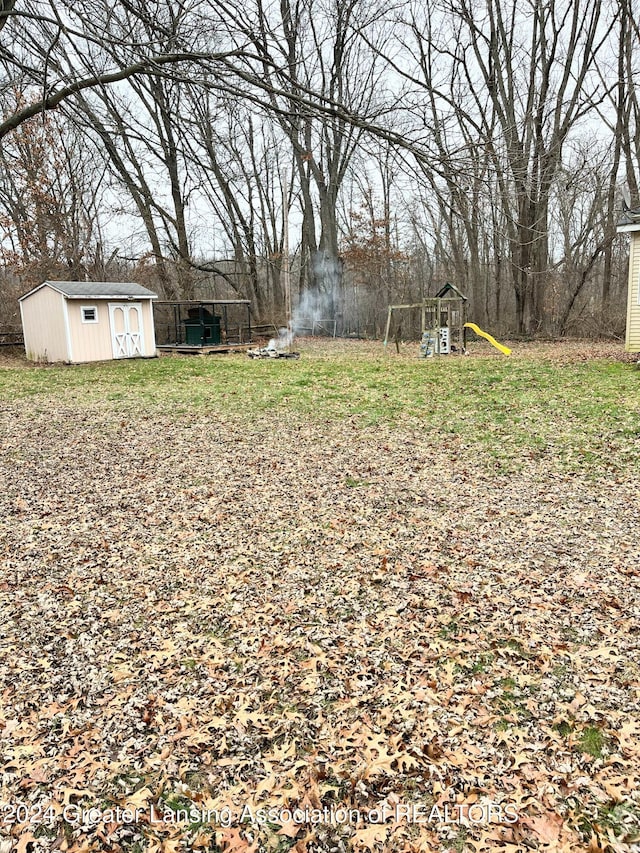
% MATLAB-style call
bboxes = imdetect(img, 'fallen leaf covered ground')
[0,339,639,853]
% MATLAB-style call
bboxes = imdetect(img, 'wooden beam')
[383,305,393,348]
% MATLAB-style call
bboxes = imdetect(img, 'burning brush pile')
[247,345,300,359]
[248,265,340,360]
[247,326,300,359]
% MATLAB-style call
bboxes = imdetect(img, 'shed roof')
[19,281,158,301]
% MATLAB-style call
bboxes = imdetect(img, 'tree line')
[0,0,637,338]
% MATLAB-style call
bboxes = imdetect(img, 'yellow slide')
[464,323,511,355]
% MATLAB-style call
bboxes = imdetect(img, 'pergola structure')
[154,300,253,354]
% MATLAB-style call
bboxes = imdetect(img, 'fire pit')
[247,346,300,359]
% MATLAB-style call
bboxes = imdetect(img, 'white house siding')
[66,301,114,363]
[627,234,640,352]
[19,285,68,362]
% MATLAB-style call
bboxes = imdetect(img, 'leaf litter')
[0,341,639,852]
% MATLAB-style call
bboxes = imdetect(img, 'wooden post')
[383,305,393,349]
[394,323,402,354]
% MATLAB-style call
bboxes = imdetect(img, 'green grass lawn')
[2,339,638,475]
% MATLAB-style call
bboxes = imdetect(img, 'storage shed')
[617,209,640,352]
[19,281,158,363]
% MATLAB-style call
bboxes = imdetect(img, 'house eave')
[18,282,51,302]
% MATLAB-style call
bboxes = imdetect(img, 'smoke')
[267,326,295,351]
[267,251,341,350]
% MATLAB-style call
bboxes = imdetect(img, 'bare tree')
[205,0,392,313]
[58,4,207,298]
[387,0,616,334]
[0,89,110,284]
[0,0,633,338]
[0,1,252,138]
[179,88,298,319]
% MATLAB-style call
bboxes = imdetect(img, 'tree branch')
[0,50,242,139]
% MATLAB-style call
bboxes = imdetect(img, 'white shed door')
[109,303,145,358]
